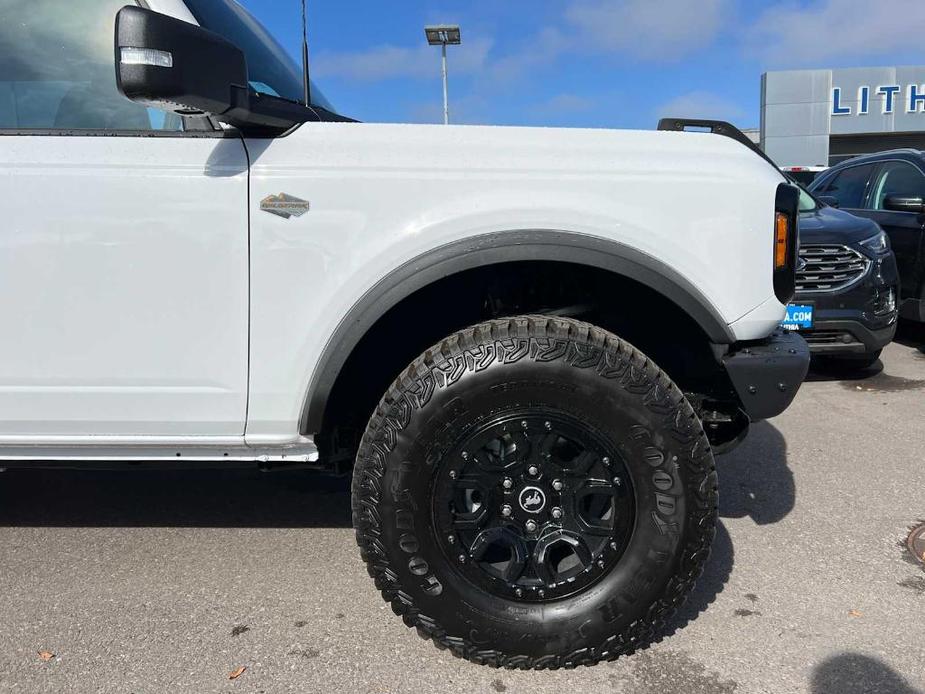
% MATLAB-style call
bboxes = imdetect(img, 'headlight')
[860,230,888,253]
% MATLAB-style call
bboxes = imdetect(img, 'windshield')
[184,0,336,112]
[798,188,818,213]
[783,174,819,212]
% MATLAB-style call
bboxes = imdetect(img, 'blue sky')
[244,0,925,130]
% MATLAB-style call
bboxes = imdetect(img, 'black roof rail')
[657,117,780,171]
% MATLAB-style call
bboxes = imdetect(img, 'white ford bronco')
[0,0,810,669]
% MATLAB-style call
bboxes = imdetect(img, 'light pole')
[424,25,461,125]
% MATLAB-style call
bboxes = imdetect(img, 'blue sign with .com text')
[781,304,814,331]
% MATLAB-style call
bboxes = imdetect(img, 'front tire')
[351,316,717,668]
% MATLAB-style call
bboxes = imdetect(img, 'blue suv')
[810,149,925,325]
[782,186,899,369]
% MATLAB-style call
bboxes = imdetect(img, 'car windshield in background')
[798,188,818,212]
[788,171,818,187]
[184,0,336,112]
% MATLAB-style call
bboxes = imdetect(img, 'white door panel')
[0,135,249,436]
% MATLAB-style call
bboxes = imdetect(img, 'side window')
[818,164,876,209]
[0,1,189,131]
[869,161,925,210]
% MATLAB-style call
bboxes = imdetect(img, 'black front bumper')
[801,319,896,355]
[722,330,810,421]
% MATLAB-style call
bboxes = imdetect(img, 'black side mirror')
[817,195,840,208]
[882,194,925,214]
[115,6,309,134]
[115,6,247,118]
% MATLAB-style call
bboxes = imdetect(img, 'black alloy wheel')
[433,412,635,602]
[352,316,717,669]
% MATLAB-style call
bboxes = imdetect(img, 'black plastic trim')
[774,183,801,304]
[722,330,810,421]
[0,128,232,138]
[804,320,897,354]
[301,230,736,433]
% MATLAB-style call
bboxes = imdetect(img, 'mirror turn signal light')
[774,212,790,269]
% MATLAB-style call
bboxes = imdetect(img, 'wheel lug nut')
[613,476,621,486]
[552,479,563,491]
[515,588,523,598]
[609,541,617,550]
[461,451,469,460]
[544,421,552,430]
[602,456,610,465]
[525,520,537,533]
[551,507,563,520]
[521,420,528,429]
[448,535,455,544]
[501,504,512,517]
[538,589,545,598]
[502,477,513,489]
[597,559,605,568]
[458,554,466,563]
[527,465,539,476]
[448,470,457,479]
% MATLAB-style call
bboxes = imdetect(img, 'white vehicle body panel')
[145,0,198,24]
[245,123,787,441]
[0,0,798,460]
[0,136,249,438]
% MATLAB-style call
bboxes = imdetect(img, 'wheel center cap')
[518,486,546,514]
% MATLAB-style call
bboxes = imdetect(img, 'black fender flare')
[301,230,735,433]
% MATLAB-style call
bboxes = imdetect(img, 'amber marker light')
[775,212,790,269]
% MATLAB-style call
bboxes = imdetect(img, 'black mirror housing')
[115,5,247,118]
[115,6,317,134]
[882,194,925,214]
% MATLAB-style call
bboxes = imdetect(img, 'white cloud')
[315,0,733,86]
[405,94,495,125]
[746,0,925,65]
[564,0,733,61]
[655,90,747,123]
[483,27,569,83]
[539,93,596,114]
[314,37,493,81]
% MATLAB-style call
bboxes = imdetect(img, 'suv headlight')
[860,230,888,253]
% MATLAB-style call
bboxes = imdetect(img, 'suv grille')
[795,245,869,293]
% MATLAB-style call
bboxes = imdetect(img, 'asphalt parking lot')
[0,325,922,694]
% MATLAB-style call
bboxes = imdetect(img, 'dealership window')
[816,164,876,209]
[870,162,925,210]
[0,0,187,130]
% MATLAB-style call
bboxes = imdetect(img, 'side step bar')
[0,435,319,465]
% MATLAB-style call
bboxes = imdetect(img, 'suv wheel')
[352,316,717,668]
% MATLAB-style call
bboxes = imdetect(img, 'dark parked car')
[781,165,827,188]
[809,149,925,324]
[781,187,899,368]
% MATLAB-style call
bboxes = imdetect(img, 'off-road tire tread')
[351,315,718,669]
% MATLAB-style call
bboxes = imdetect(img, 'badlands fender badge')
[260,193,310,219]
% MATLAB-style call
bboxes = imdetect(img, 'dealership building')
[760,66,925,167]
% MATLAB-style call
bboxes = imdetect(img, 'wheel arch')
[300,229,733,434]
